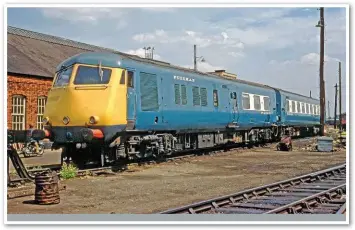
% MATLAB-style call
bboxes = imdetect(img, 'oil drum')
[35,171,60,205]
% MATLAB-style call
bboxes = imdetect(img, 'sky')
[7,6,347,114]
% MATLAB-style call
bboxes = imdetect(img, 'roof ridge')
[7,26,118,53]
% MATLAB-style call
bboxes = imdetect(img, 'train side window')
[297,102,301,114]
[263,97,270,111]
[174,84,181,104]
[286,100,289,112]
[308,104,311,114]
[230,92,237,99]
[301,102,305,114]
[127,71,134,88]
[292,101,296,113]
[254,95,261,110]
[213,90,219,107]
[312,105,315,115]
[242,93,250,110]
[305,103,309,114]
[120,71,125,84]
[181,85,187,105]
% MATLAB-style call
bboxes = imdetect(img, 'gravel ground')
[7,139,346,214]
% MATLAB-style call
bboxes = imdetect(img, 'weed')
[59,162,78,179]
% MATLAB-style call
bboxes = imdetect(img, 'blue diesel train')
[37,52,320,167]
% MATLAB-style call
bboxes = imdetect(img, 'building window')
[12,95,26,130]
[263,97,270,111]
[254,95,261,110]
[174,84,181,104]
[242,93,250,110]
[200,88,208,106]
[213,90,218,107]
[37,96,47,130]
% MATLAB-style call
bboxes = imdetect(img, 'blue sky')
[7,7,347,114]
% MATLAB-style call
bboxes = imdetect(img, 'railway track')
[7,136,327,189]
[160,163,346,214]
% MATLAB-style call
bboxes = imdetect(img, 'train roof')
[59,51,318,101]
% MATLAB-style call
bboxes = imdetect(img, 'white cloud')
[41,8,126,27]
[183,61,224,72]
[126,48,162,60]
[228,51,245,59]
[300,53,340,65]
[132,29,245,50]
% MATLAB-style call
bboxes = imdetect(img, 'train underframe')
[58,125,320,168]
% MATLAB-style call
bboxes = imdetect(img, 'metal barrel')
[34,171,60,205]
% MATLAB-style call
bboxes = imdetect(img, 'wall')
[7,74,53,130]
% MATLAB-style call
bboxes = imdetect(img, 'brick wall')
[7,74,53,130]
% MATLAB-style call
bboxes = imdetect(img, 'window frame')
[12,95,26,130]
[242,93,251,110]
[253,95,261,111]
[53,65,74,87]
[263,96,270,111]
[36,96,47,130]
[73,65,112,85]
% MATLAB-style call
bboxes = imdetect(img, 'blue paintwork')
[57,52,320,133]
[278,90,320,127]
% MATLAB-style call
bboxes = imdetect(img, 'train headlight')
[89,116,99,124]
[43,117,50,125]
[63,116,70,125]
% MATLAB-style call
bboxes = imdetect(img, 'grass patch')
[59,162,78,179]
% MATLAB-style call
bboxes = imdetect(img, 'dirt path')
[7,146,346,214]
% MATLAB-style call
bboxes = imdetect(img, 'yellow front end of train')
[40,62,128,148]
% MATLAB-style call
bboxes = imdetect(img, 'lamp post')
[193,44,205,71]
[316,7,325,136]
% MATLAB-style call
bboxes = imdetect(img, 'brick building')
[7,26,135,131]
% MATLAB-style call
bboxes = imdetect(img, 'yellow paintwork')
[43,64,127,127]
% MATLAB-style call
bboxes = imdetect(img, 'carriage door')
[230,90,239,123]
[274,89,282,123]
[126,70,136,129]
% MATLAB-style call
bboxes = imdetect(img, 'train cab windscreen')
[73,65,112,85]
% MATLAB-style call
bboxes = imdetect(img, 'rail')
[160,163,346,214]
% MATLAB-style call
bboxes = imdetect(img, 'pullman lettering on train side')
[173,75,195,82]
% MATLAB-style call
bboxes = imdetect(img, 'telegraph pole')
[338,62,342,131]
[334,84,338,129]
[194,44,197,71]
[318,7,326,136]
